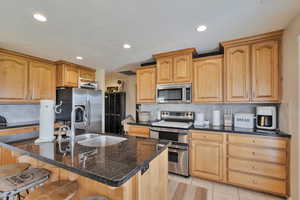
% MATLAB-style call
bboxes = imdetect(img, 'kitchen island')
[0,132,169,200]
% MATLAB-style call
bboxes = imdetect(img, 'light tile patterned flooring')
[169,174,286,200]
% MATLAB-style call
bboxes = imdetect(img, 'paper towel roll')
[213,110,221,126]
[35,100,55,143]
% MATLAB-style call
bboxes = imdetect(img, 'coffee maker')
[256,106,277,130]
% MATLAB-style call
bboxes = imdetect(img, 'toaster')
[234,113,255,129]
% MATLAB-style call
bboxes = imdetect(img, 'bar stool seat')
[26,180,78,200]
[83,196,109,200]
[0,168,50,199]
[0,163,30,177]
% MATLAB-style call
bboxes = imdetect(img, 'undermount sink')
[75,133,99,142]
[78,135,127,147]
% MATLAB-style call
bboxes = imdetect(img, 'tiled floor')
[169,174,285,200]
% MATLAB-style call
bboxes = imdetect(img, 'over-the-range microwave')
[156,83,192,104]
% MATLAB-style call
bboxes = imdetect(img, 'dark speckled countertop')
[0,132,169,187]
[128,121,291,138]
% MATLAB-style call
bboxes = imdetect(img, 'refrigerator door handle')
[87,99,91,127]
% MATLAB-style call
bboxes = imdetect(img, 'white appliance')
[256,106,277,130]
[234,113,255,129]
[212,110,221,126]
[156,83,192,104]
[35,100,55,143]
[194,113,205,126]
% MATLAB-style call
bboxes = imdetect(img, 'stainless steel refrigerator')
[56,87,103,133]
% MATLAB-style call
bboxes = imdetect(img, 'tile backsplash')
[140,103,280,125]
[0,104,40,123]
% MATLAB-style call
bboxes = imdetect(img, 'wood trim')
[153,48,197,58]
[0,123,63,137]
[220,30,284,47]
[55,60,96,72]
[136,65,156,71]
[193,55,224,62]
[0,48,54,64]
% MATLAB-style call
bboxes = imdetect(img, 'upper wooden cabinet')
[154,48,197,84]
[0,53,28,102]
[252,40,279,102]
[56,61,96,87]
[56,62,79,87]
[221,30,283,103]
[79,67,96,81]
[225,45,251,102]
[193,55,223,103]
[136,66,156,104]
[29,61,56,100]
[0,49,56,103]
[156,57,173,84]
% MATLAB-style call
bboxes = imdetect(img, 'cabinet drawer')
[228,171,286,195]
[191,131,223,142]
[228,158,286,179]
[228,145,287,164]
[228,135,287,149]
[128,125,150,138]
[128,125,150,134]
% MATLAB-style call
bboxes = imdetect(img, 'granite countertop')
[0,132,169,187]
[128,121,291,138]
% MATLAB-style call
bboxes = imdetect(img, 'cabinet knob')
[252,152,256,155]
[252,180,257,184]
[252,139,256,143]
[252,166,256,170]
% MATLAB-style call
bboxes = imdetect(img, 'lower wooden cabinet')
[190,131,225,182]
[189,131,290,197]
[127,125,150,138]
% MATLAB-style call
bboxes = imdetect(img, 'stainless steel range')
[150,111,194,177]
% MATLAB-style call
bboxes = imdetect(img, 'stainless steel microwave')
[156,83,192,104]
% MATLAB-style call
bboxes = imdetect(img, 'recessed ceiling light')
[196,25,207,32]
[123,44,131,49]
[76,56,83,60]
[33,13,47,22]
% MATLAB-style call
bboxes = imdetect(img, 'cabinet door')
[137,67,156,104]
[156,57,173,84]
[29,61,56,100]
[0,54,28,101]
[251,40,279,102]
[225,45,251,102]
[190,139,223,181]
[80,68,95,80]
[173,54,191,83]
[64,65,79,87]
[193,57,223,103]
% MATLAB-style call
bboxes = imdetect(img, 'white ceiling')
[0,0,299,70]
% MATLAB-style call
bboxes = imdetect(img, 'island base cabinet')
[1,147,168,200]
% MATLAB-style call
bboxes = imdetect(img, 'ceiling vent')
[118,70,136,76]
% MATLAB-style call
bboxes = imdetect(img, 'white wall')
[105,71,137,120]
[96,68,106,132]
[280,12,300,200]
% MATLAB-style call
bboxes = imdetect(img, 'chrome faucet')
[70,105,86,148]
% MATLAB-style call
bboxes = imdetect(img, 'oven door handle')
[168,146,188,152]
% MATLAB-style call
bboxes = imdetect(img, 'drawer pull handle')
[252,166,256,170]
[252,140,256,143]
[252,152,256,155]
[252,180,257,184]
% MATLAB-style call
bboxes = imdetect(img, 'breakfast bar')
[0,131,169,200]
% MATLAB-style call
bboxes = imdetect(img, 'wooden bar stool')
[0,163,30,177]
[25,180,78,200]
[0,168,50,200]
